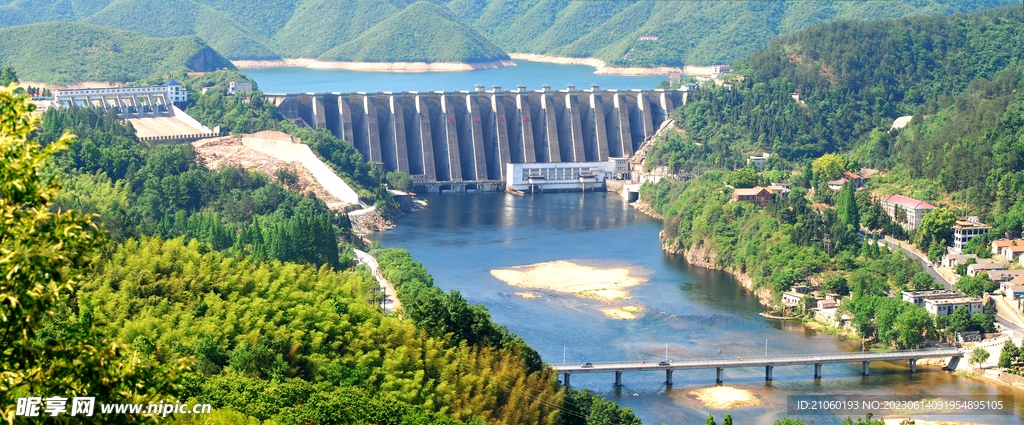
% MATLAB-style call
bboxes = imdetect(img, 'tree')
[386,170,414,191]
[836,181,860,229]
[955,273,995,297]
[0,85,183,423]
[812,153,847,181]
[910,272,934,290]
[970,347,990,367]
[705,414,718,425]
[722,412,734,425]
[823,276,850,296]
[728,168,759,188]
[998,339,1019,368]
[0,66,17,86]
[917,207,956,251]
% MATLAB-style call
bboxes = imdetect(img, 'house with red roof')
[879,195,935,231]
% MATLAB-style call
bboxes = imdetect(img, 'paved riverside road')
[354,249,401,315]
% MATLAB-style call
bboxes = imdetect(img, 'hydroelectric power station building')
[267,84,691,192]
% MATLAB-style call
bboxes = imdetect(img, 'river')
[369,192,1022,425]
[244,60,668,93]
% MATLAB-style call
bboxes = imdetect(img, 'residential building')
[711,65,731,78]
[668,72,682,85]
[967,259,1006,277]
[810,203,835,215]
[901,289,960,307]
[747,153,770,172]
[924,297,984,316]
[879,195,935,231]
[841,172,867,189]
[941,252,978,269]
[958,331,983,343]
[229,81,253,94]
[782,291,805,307]
[732,187,773,207]
[1002,243,1024,261]
[767,185,791,196]
[827,179,847,191]
[952,216,991,253]
[987,269,1024,284]
[791,284,811,294]
[991,239,1019,256]
[638,35,659,41]
[1000,275,1024,298]
[816,299,837,310]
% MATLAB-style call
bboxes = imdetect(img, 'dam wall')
[266,86,690,191]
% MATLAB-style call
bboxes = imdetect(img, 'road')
[354,249,401,315]
[881,236,951,290]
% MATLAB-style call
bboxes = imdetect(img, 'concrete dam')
[266,85,690,192]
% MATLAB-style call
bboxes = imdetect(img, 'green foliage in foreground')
[72,237,562,424]
[0,22,234,83]
[0,87,184,423]
[374,248,543,372]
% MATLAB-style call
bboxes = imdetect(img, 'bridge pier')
[666,369,673,385]
[862,361,870,376]
[765,365,773,381]
[909,359,917,373]
[614,371,622,387]
[814,363,822,379]
[716,367,723,384]
[563,372,570,388]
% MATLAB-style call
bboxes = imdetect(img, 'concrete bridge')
[266,85,691,191]
[552,349,963,387]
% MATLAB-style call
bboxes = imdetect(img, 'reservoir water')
[369,193,1022,425]
[245,61,668,93]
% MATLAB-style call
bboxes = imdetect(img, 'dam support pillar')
[765,365,773,381]
[515,90,537,163]
[465,94,488,181]
[337,95,355,144]
[440,94,463,182]
[312,94,326,129]
[388,94,411,174]
[862,361,870,376]
[716,367,723,384]
[638,92,655,139]
[589,90,609,161]
[666,369,674,386]
[540,92,561,162]
[566,91,586,161]
[814,363,822,379]
[614,371,622,387]
[414,95,436,182]
[363,96,383,165]
[613,93,633,157]
[491,92,512,180]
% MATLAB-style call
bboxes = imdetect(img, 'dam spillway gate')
[266,86,690,192]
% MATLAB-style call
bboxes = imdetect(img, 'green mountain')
[83,0,280,60]
[320,1,509,63]
[0,22,235,83]
[450,0,1021,66]
[0,0,1014,65]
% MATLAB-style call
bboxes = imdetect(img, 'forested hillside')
[0,0,1013,66]
[648,5,1024,171]
[0,22,234,83]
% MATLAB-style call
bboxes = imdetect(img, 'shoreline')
[509,53,714,77]
[232,58,516,73]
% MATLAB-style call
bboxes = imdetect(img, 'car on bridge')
[658,361,670,366]
[581,362,593,368]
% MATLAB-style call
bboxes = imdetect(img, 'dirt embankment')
[192,136,343,207]
[348,205,397,236]
[233,58,516,72]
